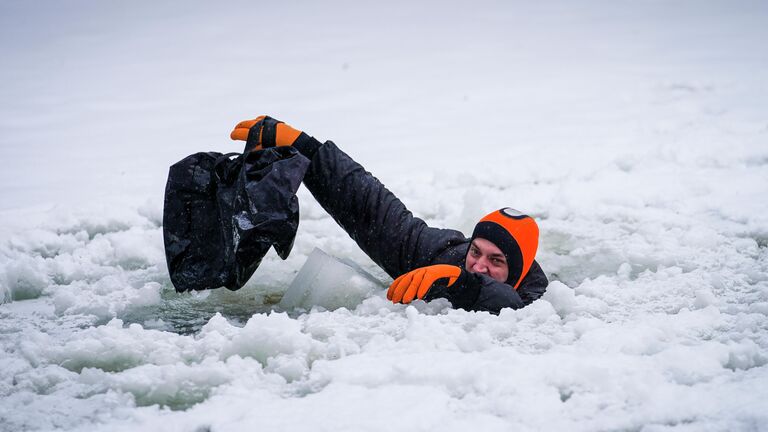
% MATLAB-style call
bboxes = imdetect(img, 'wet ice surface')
[2,1,768,431]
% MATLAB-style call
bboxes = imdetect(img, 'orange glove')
[230,115,303,152]
[387,265,462,304]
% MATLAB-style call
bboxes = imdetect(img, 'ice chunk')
[279,248,381,311]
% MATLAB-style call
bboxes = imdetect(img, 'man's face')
[465,238,509,283]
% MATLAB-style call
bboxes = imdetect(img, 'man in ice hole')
[230,116,548,314]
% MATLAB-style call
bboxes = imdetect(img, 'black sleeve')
[299,138,467,279]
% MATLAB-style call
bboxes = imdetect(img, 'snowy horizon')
[1,1,767,431]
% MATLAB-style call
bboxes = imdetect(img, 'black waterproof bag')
[163,147,309,292]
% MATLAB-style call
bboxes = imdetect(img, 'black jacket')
[297,137,548,314]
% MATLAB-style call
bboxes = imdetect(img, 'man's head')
[465,208,539,288]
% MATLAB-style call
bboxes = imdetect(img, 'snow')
[1,0,768,430]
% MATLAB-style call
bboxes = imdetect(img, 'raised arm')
[300,138,468,279]
[229,115,466,278]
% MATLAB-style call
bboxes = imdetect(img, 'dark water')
[122,283,282,335]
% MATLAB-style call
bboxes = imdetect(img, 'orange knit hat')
[470,208,539,288]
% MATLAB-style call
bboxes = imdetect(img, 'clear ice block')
[279,248,382,311]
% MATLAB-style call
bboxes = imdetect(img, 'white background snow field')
[1,1,767,431]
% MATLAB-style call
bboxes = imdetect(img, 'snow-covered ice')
[1,1,767,431]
